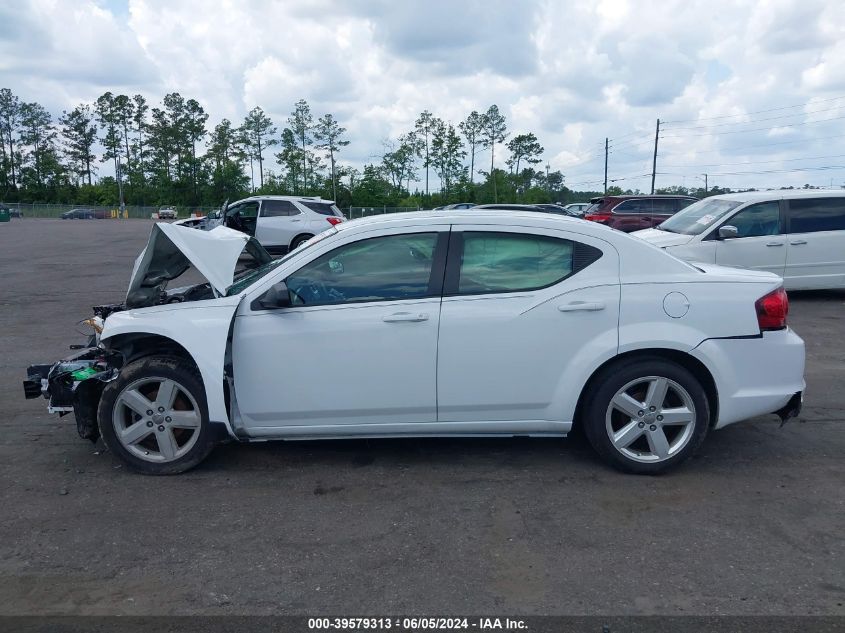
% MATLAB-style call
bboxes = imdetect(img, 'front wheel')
[98,356,216,475]
[582,358,710,475]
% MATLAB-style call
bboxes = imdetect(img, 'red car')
[583,195,697,232]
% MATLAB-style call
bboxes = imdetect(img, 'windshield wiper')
[656,225,677,233]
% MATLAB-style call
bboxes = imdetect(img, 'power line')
[661,101,845,131]
[658,164,845,178]
[661,94,845,124]
[659,113,845,138]
[661,153,845,170]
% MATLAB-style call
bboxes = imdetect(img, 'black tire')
[289,234,314,251]
[581,357,710,475]
[98,356,216,475]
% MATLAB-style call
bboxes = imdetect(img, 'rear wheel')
[98,356,216,475]
[289,234,314,251]
[582,358,709,474]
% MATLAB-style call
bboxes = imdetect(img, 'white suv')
[222,196,345,254]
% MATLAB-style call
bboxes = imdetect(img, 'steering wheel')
[289,280,346,305]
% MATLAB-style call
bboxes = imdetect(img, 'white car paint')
[633,190,845,290]
[128,223,262,299]
[99,211,805,449]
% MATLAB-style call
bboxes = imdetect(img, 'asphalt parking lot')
[0,218,843,616]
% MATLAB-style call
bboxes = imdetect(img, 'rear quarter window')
[302,201,341,216]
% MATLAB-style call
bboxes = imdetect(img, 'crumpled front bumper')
[23,346,120,441]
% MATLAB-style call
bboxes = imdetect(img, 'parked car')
[61,208,95,219]
[472,203,548,211]
[172,216,206,228]
[24,213,804,475]
[221,195,345,254]
[2,204,23,218]
[563,202,590,216]
[583,195,697,232]
[535,203,583,217]
[158,207,177,220]
[633,190,845,290]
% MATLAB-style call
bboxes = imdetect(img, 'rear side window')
[261,200,300,217]
[455,232,602,295]
[788,198,845,233]
[652,198,679,214]
[302,201,341,216]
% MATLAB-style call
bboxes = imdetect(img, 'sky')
[1,0,845,193]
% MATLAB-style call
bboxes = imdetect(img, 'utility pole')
[650,119,660,194]
[604,137,609,194]
[703,173,708,194]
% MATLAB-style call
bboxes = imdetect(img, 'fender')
[100,296,243,436]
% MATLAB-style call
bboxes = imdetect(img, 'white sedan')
[24,212,805,475]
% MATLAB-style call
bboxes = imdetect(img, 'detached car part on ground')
[24,215,805,475]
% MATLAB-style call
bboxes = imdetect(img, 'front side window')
[724,201,781,237]
[613,199,652,214]
[788,197,845,233]
[651,199,679,214]
[456,232,600,294]
[261,200,300,217]
[285,233,439,306]
[229,201,259,218]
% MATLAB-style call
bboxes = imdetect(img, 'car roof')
[237,195,336,204]
[703,189,845,204]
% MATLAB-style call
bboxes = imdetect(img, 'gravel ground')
[0,218,843,616]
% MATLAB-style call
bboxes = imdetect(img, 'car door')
[437,226,619,425]
[650,198,679,227]
[712,200,786,277]
[784,196,845,289]
[255,199,303,248]
[225,200,259,236]
[232,226,449,430]
[612,199,654,232]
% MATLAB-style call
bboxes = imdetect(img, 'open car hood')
[126,223,271,308]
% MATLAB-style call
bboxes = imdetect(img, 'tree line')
[0,87,585,209]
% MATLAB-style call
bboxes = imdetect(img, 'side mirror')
[251,281,291,311]
[718,225,739,239]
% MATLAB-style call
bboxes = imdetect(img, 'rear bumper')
[691,328,806,429]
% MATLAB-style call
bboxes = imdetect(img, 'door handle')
[766,242,784,247]
[383,312,429,323]
[558,301,605,312]
[290,219,301,222]
[789,240,807,245]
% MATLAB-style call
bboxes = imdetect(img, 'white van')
[633,190,845,290]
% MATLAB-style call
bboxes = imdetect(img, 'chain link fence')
[0,202,217,219]
[346,206,421,219]
[3,202,423,221]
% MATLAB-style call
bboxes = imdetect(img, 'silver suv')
[221,196,346,254]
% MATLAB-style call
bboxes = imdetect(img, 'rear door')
[713,200,786,276]
[651,198,681,226]
[255,199,302,248]
[784,197,845,289]
[436,226,619,425]
[612,199,654,232]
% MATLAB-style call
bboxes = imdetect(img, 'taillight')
[326,217,343,226]
[585,213,611,224]
[755,287,788,331]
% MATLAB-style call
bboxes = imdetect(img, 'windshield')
[225,228,336,296]
[658,198,744,235]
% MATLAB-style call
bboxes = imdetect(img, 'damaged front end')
[23,323,123,442]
